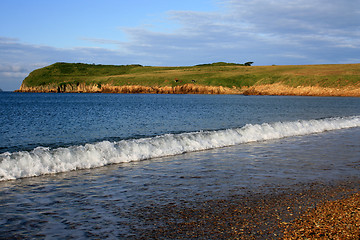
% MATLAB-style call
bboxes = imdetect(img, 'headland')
[16,62,360,97]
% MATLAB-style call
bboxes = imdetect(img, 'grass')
[21,62,360,90]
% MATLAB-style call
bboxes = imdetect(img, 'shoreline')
[131,179,360,239]
[15,83,360,97]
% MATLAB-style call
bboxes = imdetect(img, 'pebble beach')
[133,180,360,239]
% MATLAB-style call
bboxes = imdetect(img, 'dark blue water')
[0,92,359,238]
[1,92,359,153]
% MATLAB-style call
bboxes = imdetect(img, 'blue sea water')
[0,92,359,238]
[1,92,359,154]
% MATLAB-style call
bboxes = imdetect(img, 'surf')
[1,116,359,181]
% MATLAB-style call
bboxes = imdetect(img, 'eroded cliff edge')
[17,83,241,95]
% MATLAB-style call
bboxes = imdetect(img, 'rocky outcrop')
[17,82,100,93]
[16,83,242,95]
[16,82,360,97]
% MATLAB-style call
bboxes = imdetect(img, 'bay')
[0,92,359,238]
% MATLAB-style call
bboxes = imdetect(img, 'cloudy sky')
[1,0,359,90]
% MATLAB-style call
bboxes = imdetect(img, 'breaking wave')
[1,116,359,181]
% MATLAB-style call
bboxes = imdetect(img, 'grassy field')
[19,62,360,95]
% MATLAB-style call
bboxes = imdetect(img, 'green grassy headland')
[17,62,360,96]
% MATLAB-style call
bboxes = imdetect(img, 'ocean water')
[0,92,359,238]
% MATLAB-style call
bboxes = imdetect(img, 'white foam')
[1,116,359,181]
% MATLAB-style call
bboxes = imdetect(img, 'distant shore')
[16,62,360,97]
[16,83,360,97]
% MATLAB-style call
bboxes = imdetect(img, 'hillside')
[17,62,360,96]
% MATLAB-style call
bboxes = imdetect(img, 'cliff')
[16,62,360,96]
[18,83,241,94]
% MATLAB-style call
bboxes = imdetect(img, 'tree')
[244,62,254,66]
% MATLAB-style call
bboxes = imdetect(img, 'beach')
[128,180,359,239]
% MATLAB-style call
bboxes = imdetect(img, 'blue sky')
[1,0,359,90]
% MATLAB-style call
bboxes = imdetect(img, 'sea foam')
[1,116,359,181]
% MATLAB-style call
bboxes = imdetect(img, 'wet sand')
[130,179,360,239]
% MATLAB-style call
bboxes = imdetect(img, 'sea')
[0,92,359,238]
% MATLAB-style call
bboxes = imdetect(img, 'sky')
[1,0,360,91]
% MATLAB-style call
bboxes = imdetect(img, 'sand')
[129,180,360,239]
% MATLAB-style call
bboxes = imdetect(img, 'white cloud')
[0,65,28,78]
[111,0,360,66]
[222,0,360,45]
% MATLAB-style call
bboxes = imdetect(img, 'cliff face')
[17,83,242,95]
[243,83,360,97]
[17,82,360,96]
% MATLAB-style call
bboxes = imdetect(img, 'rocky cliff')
[17,82,360,96]
[17,83,242,95]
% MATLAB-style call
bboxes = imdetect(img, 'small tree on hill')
[244,62,254,66]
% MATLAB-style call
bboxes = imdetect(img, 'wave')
[1,116,359,181]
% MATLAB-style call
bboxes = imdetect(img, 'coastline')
[16,63,360,97]
[242,83,360,97]
[15,83,360,97]
[132,179,360,239]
